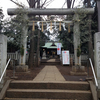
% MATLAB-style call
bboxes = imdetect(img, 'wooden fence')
[70,54,88,61]
[7,52,88,64]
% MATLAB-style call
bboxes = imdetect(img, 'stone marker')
[0,34,7,90]
[42,51,46,59]
[94,32,100,89]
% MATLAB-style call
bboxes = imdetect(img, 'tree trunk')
[87,0,94,64]
[28,0,35,68]
[28,31,35,68]
[67,0,71,8]
[36,30,40,67]
[35,0,41,67]
[88,15,94,64]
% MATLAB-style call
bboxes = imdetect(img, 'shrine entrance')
[7,8,94,68]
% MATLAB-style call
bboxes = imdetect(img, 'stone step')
[41,59,61,65]
[9,80,90,90]
[4,98,78,100]
[6,89,92,100]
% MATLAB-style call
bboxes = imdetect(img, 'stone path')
[33,65,65,81]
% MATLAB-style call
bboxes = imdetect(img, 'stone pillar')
[97,1,100,32]
[73,14,81,65]
[70,14,87,75]
[16,15,28,72]
[94,32,100,89]
[19,15,28,65]
[0,34,7,89]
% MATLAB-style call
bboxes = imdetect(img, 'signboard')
[62,51,70,65]
[57,43,61,55]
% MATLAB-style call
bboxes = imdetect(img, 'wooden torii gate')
[7,8,94,69]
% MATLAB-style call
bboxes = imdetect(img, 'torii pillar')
[73,13,81,66]
[20,14,28,65]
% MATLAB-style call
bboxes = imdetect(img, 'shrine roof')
[42,42,63,49]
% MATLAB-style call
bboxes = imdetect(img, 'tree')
[27,0,36,68]
[58,26,74,53]
[83,0,97,64]
[0,8,4,34]
[3,8,29,53]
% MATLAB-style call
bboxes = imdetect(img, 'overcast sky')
[0,0,83,18]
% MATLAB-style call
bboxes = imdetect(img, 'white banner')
[57,43,61,55]
[62,51,70,65]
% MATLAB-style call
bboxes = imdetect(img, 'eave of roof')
[42,42,63,49]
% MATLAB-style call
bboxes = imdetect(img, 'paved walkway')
[33,65,66,81]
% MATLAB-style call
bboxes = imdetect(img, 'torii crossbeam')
[7,8,94,15]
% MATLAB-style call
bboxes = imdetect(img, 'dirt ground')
[6,65,44,80]
[56,65,93,81]
[6,64,93,81]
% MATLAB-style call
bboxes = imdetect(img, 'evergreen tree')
[0,8,4,34]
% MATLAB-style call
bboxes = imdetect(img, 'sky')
[0,0,83,18]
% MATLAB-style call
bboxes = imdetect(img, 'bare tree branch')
[10,0,24,8]
[28,0,38,8]
[72,0,75,8]
[41,0,48,8]
[37,0,40,8]
[44,0,55,8]
[62,1,67,8]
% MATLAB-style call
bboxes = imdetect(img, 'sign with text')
[57,43,61,55]
[62,51,70,65]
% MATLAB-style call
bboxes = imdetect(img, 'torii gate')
[7,8,94,69]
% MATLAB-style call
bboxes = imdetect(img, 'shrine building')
[41,41,63,58]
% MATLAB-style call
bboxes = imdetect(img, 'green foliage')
[40,31,50,46]
[7,41,20,52]
[3,20,22,44]
[83,0,96,8]
[3,8,29,52]
[58,26,74,52]
[15,8,29,26]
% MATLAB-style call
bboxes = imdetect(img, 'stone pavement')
[33,65,66,81]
